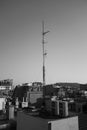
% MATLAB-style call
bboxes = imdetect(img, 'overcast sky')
[0,0,87,85]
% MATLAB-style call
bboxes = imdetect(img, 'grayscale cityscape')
[0,0,87,130]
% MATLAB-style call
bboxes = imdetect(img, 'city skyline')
[0,0,87,85]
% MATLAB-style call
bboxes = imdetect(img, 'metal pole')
[42,21,49,86]
[42,21,45,86]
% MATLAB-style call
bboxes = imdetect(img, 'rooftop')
[19,108,77,122]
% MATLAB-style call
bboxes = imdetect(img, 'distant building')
[75,102,86,114]
[0,97,6,111]
[43,84,65,98]
[13,82,43,107]
[0,79,13,90]
[43,84,60,97]
[45,98,69,117]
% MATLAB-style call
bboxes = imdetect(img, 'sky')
[0,0,87,85]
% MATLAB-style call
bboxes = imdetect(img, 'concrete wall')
[0,98,6,110]
[27,92,43,104]
[9,105,14,119]
[50,116,79,130]
[17,111,48,130]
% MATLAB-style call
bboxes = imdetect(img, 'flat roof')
[19,110,77,122]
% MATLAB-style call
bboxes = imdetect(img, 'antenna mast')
[42,21,49,86]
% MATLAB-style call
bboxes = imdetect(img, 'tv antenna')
[42,21,49,86]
